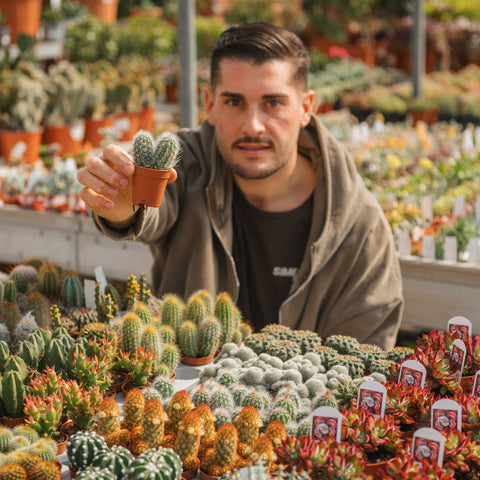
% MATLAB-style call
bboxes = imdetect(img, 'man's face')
[205,59,314,180]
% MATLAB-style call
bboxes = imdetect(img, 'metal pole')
[177,0,198,128]
[412,0,426,98]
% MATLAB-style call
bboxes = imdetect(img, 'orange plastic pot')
[181,354,214,366]
[132,166,176,207]
[139,107,156,133]
[0,129,42,165]
[78,0,118,23]
[44,123,85,157]
[0,0,42,42]
[84,116,114,148]
[114,112,141,142]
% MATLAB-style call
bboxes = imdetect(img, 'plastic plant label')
[467,238,480,264]
[422,234,435,259]
[114,116,131,132]
[421,195,433,224]
[431,399,462,434]
[94,265,108,295]
[447,316,472,342]
[25,166,43,192]
[443,236,457,262]
[472,370,480,398]
[84,279,96,309]
[398,360,426,388]
[412,427,445,468]
[10,141,27,159]
[70,124,85,141]
[453,195,466,218]
[310,406,342,442]
[398,229,411,256]
[357,380,387,418]
[449,339,466,383]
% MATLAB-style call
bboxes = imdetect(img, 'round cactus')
[152,375,174,400]
[91,445,134,480]
[386,346,414,363]
[239,367,264,386]
[324,334,361,355]
[0,462,28,479]
[126,446,182,480]
[209,387,234,411]
[11,426,38,445]
[328,354,365,379]
[76,467,117,480]
[66,431,107,472]
[25,438,57,462]
[0,427,13,453]
[264,340,302,362]
[9,264,38,294]
[351,344,387,370]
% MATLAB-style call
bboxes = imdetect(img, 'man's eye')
[226,99,241,106]
[266,99,282,108]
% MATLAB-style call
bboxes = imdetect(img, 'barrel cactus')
[91,445,134,480]
[66,430,108,472]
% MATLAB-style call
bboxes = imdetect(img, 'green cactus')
[265,340,302,362]
[8,265,38,294]
[152,375,174,400]
[324,334,361,354]
[160,294,185,334]
[142,398,168,448]
[158,325,176,345]
[42,335,72,373]
[334,379,359,410]
[120,312,145,355]
[1,370,25,418]
[230,329,242,346]
[184,295,208,324]
[328,354,365,379]
[214,293,240,346]
[24,438,57,462]
[1,302,22,336]
[0,325,7,347]
[69,307,98,330]
[3,280,17,304]
[105,284,123,311]
[152,131,181,170]
[386,346,414,363]
[124,388,146,431]
[126,447,182,480]
[350,344,386,370]
[11,425,38,445]
[178,321,199,358]
[0,342,9,372]
[187,289,214,317]
[7,435,29,451]
[134,302,152,325]
[0,427,12,453]
[62,272,84,309]
[66,431,108,472]
[210,387,234,412]
[23,292,50,330]
[16,341,40,371]
[37,262,60,298]
[3,356,28,381]
[138,274,151,306]
[132,130,155,168]
[198,316,221,358]
[140,325,163,374]
[75,467,118,480]
[91,445,134,480]
[369,358,395,376]
[160,343,180,374]
[23,256,44,271]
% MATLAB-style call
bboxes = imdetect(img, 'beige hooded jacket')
[92,115,404,350]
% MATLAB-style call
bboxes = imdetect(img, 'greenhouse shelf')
[1,205,480,333]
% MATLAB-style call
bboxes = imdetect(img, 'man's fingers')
[103,145,135,176]
[77,167,119,199]
[79,187,114,213]
[84,155,130,190]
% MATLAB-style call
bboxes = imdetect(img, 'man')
[77,21,404,350]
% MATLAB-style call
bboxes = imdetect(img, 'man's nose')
[241,107,266,136]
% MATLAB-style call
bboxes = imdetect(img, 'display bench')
[1,205,480,333]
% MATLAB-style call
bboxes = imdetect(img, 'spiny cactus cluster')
[132,130,181,170]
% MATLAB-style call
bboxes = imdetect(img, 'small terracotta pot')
[55,431,69,456]
[364,460,387,477]
[78,0,118,22]
[44,122,85,156]
[461,375,474,393]
[0,0,42,42]
[139,106,156,133]
[0,129,42,165]
[110,371,130,393]
[0,416,25,427]
[84,116,114,148]
[182,468,198,480]
[69,466,77,478]
[114,111,141,141]
[181,354,214,366]
[130,6,163,17]
[132,166,173,207]
[199,470,219,480]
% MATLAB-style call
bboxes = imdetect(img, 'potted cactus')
[77,0,119,23]
[131,130,180,207]
[43,60,90,156]
[0,70,47,165]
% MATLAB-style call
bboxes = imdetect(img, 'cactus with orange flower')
[194,403,216,457]
[249,436,276,472]
[103,428,131,449]
[174,410,203,471]
[236,405,261,455]
[167,390,193,436]
[201,423,239,477]
[97,397,121,436]
[123,388,146,431]
[264,420,287,448]
[142,398,168,448]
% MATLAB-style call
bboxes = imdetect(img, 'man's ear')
[204,86,215,126]
[300,89,315,127]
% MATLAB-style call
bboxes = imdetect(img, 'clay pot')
[139,106,156,133]
[130,6,163,17]
[0,129,42,165]
[78,0,118,23]
[44,122,85,156]
[199,470,219,480]
[0,416,25,428]
[182,468,198,480]
[114,111,140,142]
[55,431,69,456]
[132,166,174,207]
[461,375,474,394]
[84,116,114,148]
[69,466,77,478]
[0,0,42,42]
[364,460,387,477]
[181,354,214,366]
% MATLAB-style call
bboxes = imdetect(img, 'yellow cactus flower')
[418,157,433,169]
[386,154,401,170]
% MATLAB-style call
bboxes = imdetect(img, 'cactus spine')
[160,294,185,334]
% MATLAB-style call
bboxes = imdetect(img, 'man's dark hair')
[210,21,310,91]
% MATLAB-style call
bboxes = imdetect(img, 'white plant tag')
[431,399,462,434]
[25,166,43,192]
[310,406,342,442]
[398,229,411,256]
[94,265,108,295]
[357,380,387,418]
[462,129,474,153]
[453,195,466,218]
[114,116,131,132]
[449,339,467,383]
[443,236,457,262]
[421,195,433,224]
[447,316,472,342]
[350,125,361,143]
[398,360,426,388]
[70,124,85,141]
[412,427,445,468]
[84,279,96,309]
[422,234,435,259]
[467,238,479,264]
[10,141,27,159]
[472,370,480,398]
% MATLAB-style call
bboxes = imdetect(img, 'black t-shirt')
[232,181,313,331]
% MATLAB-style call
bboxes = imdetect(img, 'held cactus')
[142,398,169,448]
[61,272,84,309]
[174,410,203,471]
[66,431,108,472]
[132,130,181,170]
